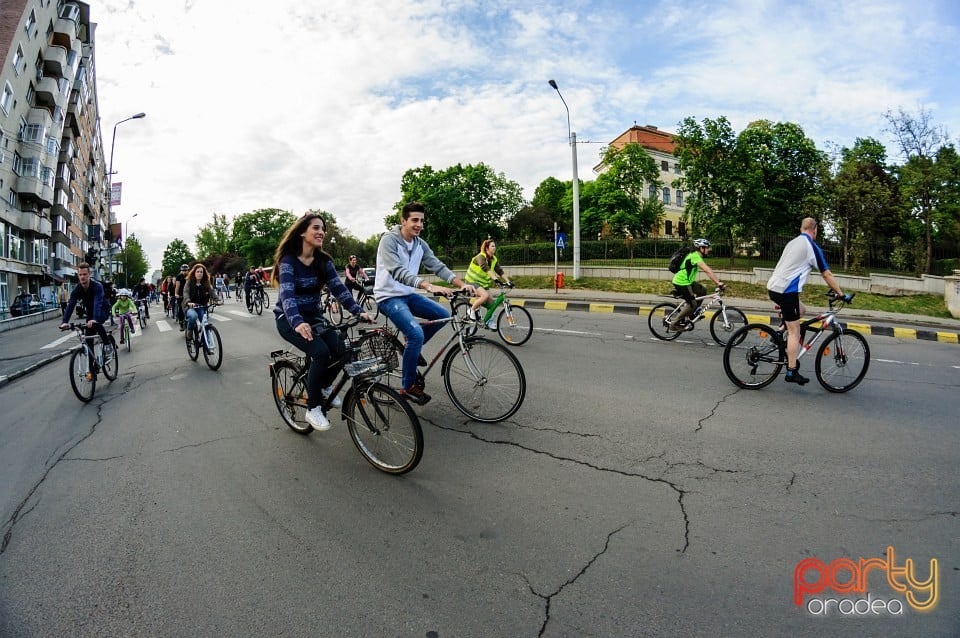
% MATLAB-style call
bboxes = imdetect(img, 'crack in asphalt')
[695,388,741,432]
[514,422,603,438]
[529,523,631,637]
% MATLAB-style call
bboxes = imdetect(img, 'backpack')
[668,246,691,274]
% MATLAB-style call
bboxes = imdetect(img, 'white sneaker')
[467,308,478,321]
[486,319,497,330]
[321,385,342,408]
[305,406,331,431]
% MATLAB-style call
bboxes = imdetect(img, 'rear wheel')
[69,350,95,402]
[346,381,423,474]
[102,340,119,381]
[648,302,682,341]
[202,325,223,370]
[254,294,264,315]
[722,324,783,389]
[815,329,870,393]
[497,304,533,346]
[327,298,343,326]
[271,361,311,434]
[709,306,748,346]
[138,310,147,329]
[360,293,380,321]
[443,337,525,422]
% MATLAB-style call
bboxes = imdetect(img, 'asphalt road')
[0,302,957,637]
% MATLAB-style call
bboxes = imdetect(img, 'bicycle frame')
[776,306,841,364]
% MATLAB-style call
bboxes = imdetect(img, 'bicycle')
[354,282,380,321]
[246,284,266,315]
[648,287,748,346]
[722,292,870,393]
[320,286,344,326]
[136,298,149,329]
[452,282,533,346]
[116,312,135,352]
[184,304,223,370]
[61,323,119,402]
[269,316,423,474]
[382,290,526,423]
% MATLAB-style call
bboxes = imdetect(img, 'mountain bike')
[648,287,748,346]
[184,304,223,370]
[382,290,526,422]
[321,286,344,326]
[269,316,423,474]
[247,284,266,315]
[354,282,380,321]
[722,292,870,393]
[136,298,148,329]
[61,323,118,402]
[452,282,533,346]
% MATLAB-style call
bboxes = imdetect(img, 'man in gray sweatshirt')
[375,202,475,404]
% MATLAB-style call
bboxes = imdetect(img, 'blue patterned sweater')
[273,254,362,328]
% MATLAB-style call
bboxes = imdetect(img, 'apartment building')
[599,124,687,238]
[0,0,107,313]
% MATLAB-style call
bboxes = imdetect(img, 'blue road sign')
[556,233,567,250]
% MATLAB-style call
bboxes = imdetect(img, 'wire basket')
[354,329,399,372]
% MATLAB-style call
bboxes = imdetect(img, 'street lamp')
[106,112,146,281]
[548,79,581,280]
[123,213,139,286]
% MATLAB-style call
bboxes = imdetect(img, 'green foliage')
[119,235,150,287]
[161,239,195,277]
[231,208,297,268]
[195,213,233,259]
[395,163,525,249]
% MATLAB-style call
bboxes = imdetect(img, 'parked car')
[9,293,44,317]
[362,267,375,287]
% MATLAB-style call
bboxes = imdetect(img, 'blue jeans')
[185,306,206,333]
[379,294,449,389]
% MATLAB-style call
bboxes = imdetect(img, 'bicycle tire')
[254,295,263,316]
[271,360,311,434]
[451,300,479,337]
[202,325,223,370]
[360,293,380,321]
[102,340,118,381]
[497,304,533,346]
[709,306,748,346]
[442,337,525,422]
[123,323,131,352]
[722,323,784,389]
[648,302,683,341]
[138,310,147,329]
[345,381,423,474]
[327,298,344,326]
[69,349,96,402]
[261,290,270,307]
[186,331,199,361]
[815,329,870,393]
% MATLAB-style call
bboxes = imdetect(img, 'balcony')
[55,163,72,188]
[26,107,54,131]
[43,45,69,78]
[35,77,60,108]
[6,209,52,236]
[15,174,55,208]
[52,17,78,48]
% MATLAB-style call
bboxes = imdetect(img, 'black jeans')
[276,316,343,409]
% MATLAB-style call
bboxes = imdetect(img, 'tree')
[594,142,664,237]
[161,239,196,276]
[119,235,150,287]
[231,208,297,268]
[393,163,525,248]
[195,213,233,259]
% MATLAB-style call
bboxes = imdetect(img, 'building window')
[661,160,669,172]
[678,222,686,238]
[13,46,25,74]
[21,124,44,142]
[12,153,23,175]
[648,184,657,199]
[665,220,673,236]
[7,190,16,208]
[676,190,684,207]
[46,136,59,155]
[1,83,13,114]
[25,10,37,36]
[662,187,671,205]
[674,163,682,174]
[21,157,40,177]
[8,227,24,261]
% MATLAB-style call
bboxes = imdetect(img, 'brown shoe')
[400,383,431,406]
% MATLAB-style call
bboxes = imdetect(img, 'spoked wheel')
[442,337,526,422]
[345,380,424,474]
[202,326,223,370]
[815,329,870,393]
[123,323,131,352]
[360,294,380,321]
[271,361,311,434]
[186,331,199,361]
[102,340,119,381]
[709,306,748,346]
[262,291,270,307]
[327,299,343,326]
[647,302,683,341]
[254,295,264,316]
[138,311,147,329]
[722,324,784,389]
[496,304,533,346]
[68,350,96,402]
[451,300,479,337]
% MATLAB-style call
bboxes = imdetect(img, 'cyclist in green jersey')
[669,238,724,331]
[464,239,511,330]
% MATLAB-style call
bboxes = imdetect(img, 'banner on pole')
[110,182,122,206]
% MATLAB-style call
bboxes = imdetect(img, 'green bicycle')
[452,282,533,346]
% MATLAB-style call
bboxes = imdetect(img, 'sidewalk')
[0,314,81,387]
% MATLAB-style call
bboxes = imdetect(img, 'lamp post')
[106,112,146,281]
[123,213,139,286]
[548,79,581,280]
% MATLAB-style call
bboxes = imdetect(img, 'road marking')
[537,327,603,337]
[228,310,253,318]
[41,333,74,349]
[156,320,173,332]
[209,314,232,322]
[589,303,615,313]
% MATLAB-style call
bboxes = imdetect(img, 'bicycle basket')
[344,357,388,378]
[355,330,399,372]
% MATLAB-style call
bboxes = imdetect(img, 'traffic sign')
[556,233,566,250]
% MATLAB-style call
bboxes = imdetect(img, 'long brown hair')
[271,213,332,281]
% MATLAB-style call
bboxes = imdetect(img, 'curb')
[0,346,78,388]
[510,299,960,345]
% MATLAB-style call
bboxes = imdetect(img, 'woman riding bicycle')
[668,238,724,331]
[182,264,217,342]
[111,289,138,345]
[272,213,372,432]
[464,239,511,330]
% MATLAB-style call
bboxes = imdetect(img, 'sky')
[89,0,960,272]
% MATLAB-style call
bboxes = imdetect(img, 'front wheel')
[202,325,223,370]
[138,311,147,329]
[497,304,533,346]
[345,381,424,474]
[451,300,479,337]
[815,329,870,393]
[186,331,199,361]
[709,306,748,346]
[360,293,380,321]
[722,324,784,389]
[254,294,264,316]
[102,340,119,381]
[123,323,131,352]
[443,337,526,422]
[69,349,96,402]
[271,361,311,434]
[327,299,343,326]
[648,302,682,341]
